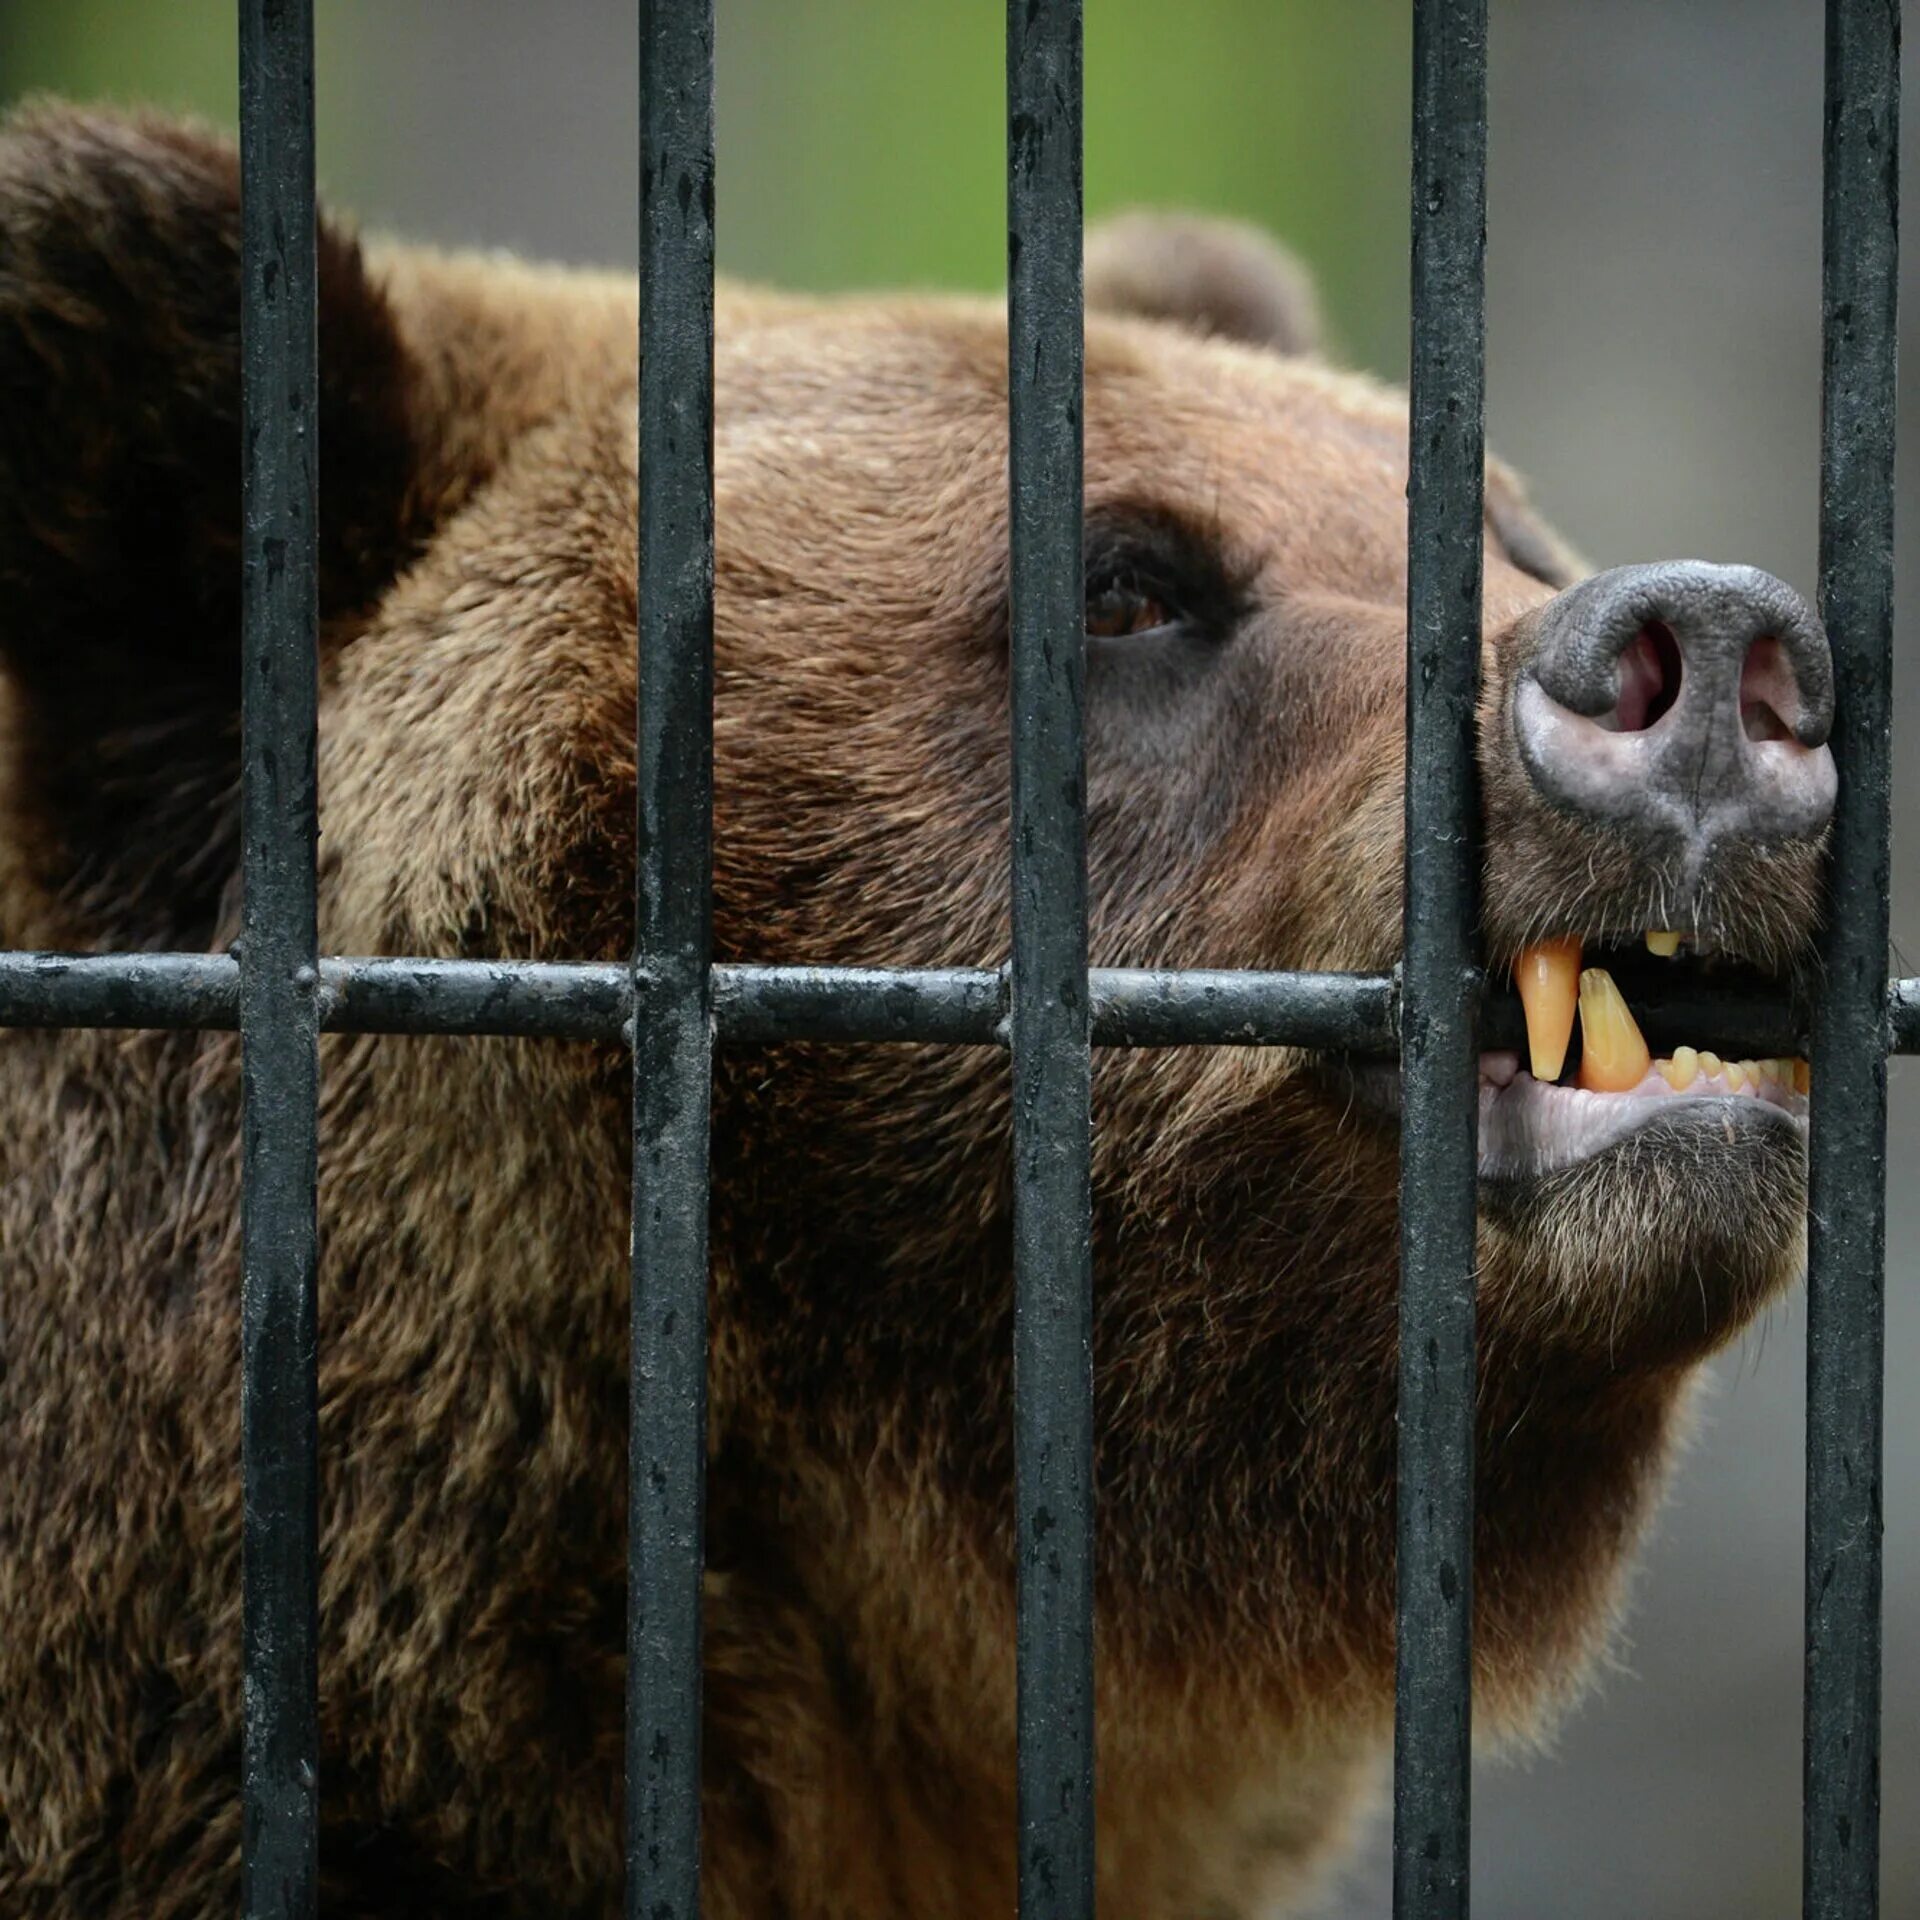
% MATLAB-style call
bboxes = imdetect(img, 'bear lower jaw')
[1473,1106,1807,1363]
[1343,1052,1805,1181]
[1336,1056,1809,1355]
[1475,1056,1806,1179]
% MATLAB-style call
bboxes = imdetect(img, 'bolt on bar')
[631,3,716,1917]
[1396,1,1487,1915]
[1806,3,1898,1915]
[1007,2,1095,1915]
[236,1,322,1913]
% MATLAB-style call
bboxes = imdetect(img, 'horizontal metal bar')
[1091,967,1393,1049]
[714,964,1005,1044]
[335,957,627,1040]
[0,950,244,1029]
[1476,973,1811,1062]
[0,951,1910,1056]
[0,956,1417,1048]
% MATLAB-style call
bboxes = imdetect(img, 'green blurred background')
[2,5,1914,1917]
[0,0,1412,372]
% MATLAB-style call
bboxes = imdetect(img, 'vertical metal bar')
[1396,2,1486,1915]
[1007,2,1092,1916]
[631,3,715,1917]
[1806,4,1898,1915]
[237,1,321,1914]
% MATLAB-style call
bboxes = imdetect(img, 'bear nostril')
[1739,634,1800,743]
[1513,561,1836,863]
[1601,621,1682,733]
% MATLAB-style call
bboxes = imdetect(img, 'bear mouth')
[1348,929,1810,1181]
[1474,1046,1805,1180]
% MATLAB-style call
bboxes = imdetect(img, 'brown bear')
[0,107,1831,1919]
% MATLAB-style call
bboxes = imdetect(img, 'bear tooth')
[1515,936,1581,1082]
[1645,929,1682,957]
[1575,967,1652,1092]
[1658,1045,1700,1090]
[1794,1058,1811,1094]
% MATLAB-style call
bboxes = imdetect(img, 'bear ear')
[1486,460,1586,591]
[1084,210,1322,356]
[0,103,422,946]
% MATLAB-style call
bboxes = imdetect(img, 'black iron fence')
[0,2,1909,1916]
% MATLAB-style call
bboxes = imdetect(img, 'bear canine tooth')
[1515,935,1581,1082]
[1574,967,1652,1092]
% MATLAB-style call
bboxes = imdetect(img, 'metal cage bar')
[1396,2,1488,1914]
[236,2,322,1913]
[1007,4,1095,1916]
[1806,3,1899,1915]
[630,3,717,1916]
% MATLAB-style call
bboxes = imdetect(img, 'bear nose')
[1512,560,1837,871]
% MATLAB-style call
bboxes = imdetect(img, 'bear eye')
[1081,511,1245,649]
[1086,576,1174,639]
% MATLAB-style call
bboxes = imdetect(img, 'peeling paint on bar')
[1396,2,1487,1915]
[1007,4,1095,1918]
[630,3,717,1917]
[1806,4,1898,1916]
[237,2,322,1913]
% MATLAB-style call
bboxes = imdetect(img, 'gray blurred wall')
[5,4,1912,1914]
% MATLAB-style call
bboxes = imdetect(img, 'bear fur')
[0,106,1816,1918]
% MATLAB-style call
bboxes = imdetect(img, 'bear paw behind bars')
[0,105,1823,1920]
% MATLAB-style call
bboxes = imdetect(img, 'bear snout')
[1510,560,1836,875]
